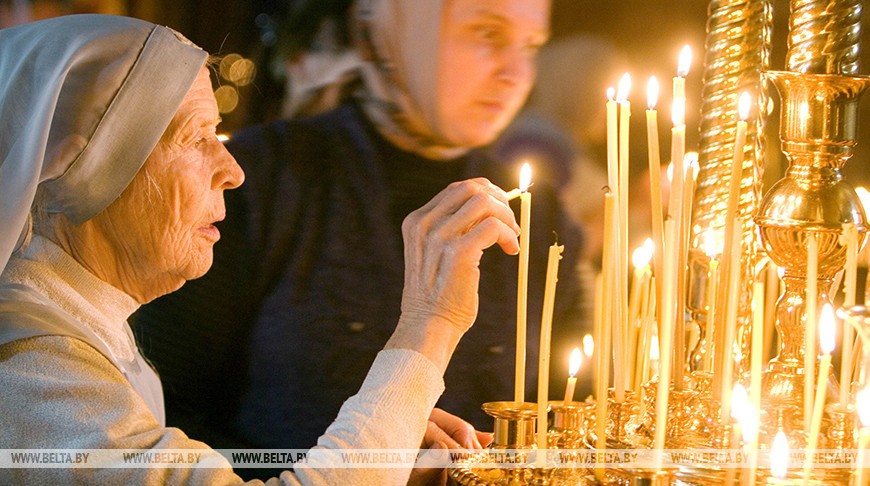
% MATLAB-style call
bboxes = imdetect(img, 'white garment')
[0,237,445,484]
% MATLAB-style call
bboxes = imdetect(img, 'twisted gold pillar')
[787,0,862,74]
[692,0,772,391]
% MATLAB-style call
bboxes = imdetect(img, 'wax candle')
[646,76,664,317]
[536,243,563,457]
[715,93,750,399]
[654,219,678,458]
[803,304,835,481]
[617,73,631,391]
[606,87,618,190]
[564,347,582,404]
[672,45,691,113]
[515,163,532,402]
[841,223,858,405]
[804,233,818,433]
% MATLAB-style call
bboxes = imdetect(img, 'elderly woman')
[136,0,584,456]
[0,15,520,484]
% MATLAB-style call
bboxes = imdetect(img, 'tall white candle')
[536,243,563,458]
[654,219,678,458]
[646,76,664,323]
[841,223,858,405]
[617,73,632,397]
[515,163,532,403]
[714,92,750,399]
[804,233,818,434]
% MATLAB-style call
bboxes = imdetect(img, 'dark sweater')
[133,102,584,455]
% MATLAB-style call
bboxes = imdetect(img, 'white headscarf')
[0,14,208,273]
[282,0,467,160]
[354,0,470,160]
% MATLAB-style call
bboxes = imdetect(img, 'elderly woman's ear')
[41,69,244,304]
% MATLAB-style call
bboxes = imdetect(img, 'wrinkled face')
[85,68,244,299]
[436,0,550,147]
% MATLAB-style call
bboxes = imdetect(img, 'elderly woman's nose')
[212,144,245,190]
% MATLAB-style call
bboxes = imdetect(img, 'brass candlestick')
[755,71,870,410]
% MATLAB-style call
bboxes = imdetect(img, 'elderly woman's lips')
[198,224,220,241]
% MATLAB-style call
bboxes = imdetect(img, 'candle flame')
[771,431,789,479]
[738,92,751,121]
[677,45,692,77]
[702,229,722,258]
[819,303,836,354]
[650,334,660,360]
[606,87,615,101]
[672,97,685,126]
[569,347,582,377]
[632,239,654,269]
[666,161,673,184]
[519,163,532,192]
[582,334,594,358]
[647,76,658,109]
[730,383,749,420]
[857,387,870,426]
[617,73,631,102]
[741,404,759,444]
[217,133,230,142]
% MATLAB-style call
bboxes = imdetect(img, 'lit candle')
[564,347,582,403]
[668,45,691,215]
[673,45,692,109]
[668,96,686,222]
[804,304,835,481]
[646,76,664,317]
[841,223,858,405]
[617,74,632,398]
[606,87,618,191]
[856,387,870,486]
[770,431,790,484]
[515,163,532,403]
[804,233,818,434]
[536,243,563,456]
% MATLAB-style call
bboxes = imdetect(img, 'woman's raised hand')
[385,178,520,373]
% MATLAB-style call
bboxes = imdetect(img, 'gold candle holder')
[755,71,870,410]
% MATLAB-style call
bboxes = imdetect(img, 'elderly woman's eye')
[193,137,210,148]
[474,25,500,42]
